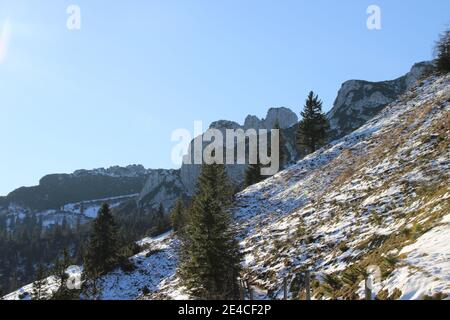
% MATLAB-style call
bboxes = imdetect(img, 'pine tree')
[32,264,47,300]
[296,91,329,154]
[179,164,241,300]
[435,29,450,73]
[170,198,186,233]
[84,204,120,277]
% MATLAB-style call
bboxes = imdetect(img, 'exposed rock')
[209,120,241,131]
[179,107,298,194]
[243,115,262,130]
[263,107,298,129]
[73,164,150,178]
[137,169,186,210]
[327,61,434,139]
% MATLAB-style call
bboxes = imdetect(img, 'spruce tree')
[296,91,329,154]
[52,248,75,300]
[170,198,186,233]
[84,204,120,277]
[32,264,47,300]
[179,164,241,300]
[435,29,450,73]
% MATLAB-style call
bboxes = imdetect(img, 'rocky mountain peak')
[263,107,298,129]
[327,61,434,139]
[209,107,298,132]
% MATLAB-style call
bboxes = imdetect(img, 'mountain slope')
[4,73,449,301]
[327,61,434,139]
[155,72,449,300]
[231,73,449,299]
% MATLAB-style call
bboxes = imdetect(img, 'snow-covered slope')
[230,74,449,300]
[4,74,449,300]
[157,73,449,300]
[2,232,177,301]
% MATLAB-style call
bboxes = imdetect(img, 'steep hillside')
[231,74,449,300]
[153,73,449,300]
[152,72,449,300]
[5,73,448,300]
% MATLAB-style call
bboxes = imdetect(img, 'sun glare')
[0,18,11,63]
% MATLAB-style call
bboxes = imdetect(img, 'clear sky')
[0,0,449,195]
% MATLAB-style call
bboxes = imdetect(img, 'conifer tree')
[435,29,450,73]
[296,91,329,154]
[170,198,186,233]
[32,264,47,300]
[54,248,71,286]
[84,204,120,277]
[179,164,241,300]
[52,248,75,300]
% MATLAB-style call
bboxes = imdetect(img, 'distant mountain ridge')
[0,61,433,217]
[72,164,151,178]
[0,165,151,211]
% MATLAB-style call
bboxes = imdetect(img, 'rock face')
[327,61,434,139]
[137,169,186,211]
[263,107,298,129]
[179,107,298,194]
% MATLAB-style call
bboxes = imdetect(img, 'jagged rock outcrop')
[263,107,298,129]
[179,107,298,194]
[327,61,434,139]
[243,107,298,130]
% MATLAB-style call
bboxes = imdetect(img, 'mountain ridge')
[0,61,434,220]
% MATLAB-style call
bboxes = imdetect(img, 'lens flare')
[0,19,12,63]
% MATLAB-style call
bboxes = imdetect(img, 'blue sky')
[0,0,449,195]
